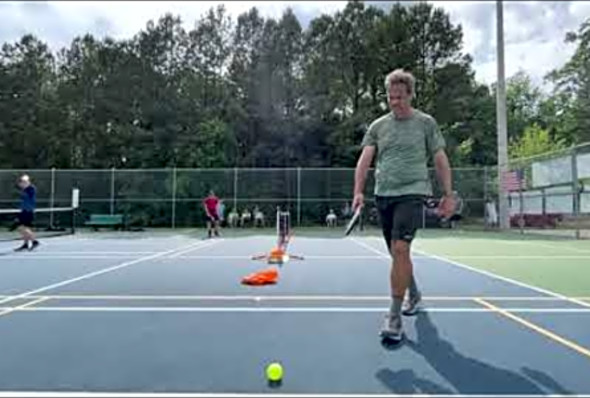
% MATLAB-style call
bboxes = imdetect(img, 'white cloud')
[0,1,348,50]
[0,1,587,90]
[47,1,347,39]
[433,1,586,89]
[571,2,590,17]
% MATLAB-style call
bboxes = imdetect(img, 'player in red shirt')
[203,190,220,238]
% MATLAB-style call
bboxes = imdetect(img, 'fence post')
[233,167,238,211]
[110,167,115,215]
[571,148,580,239]
[518,176,524,235]
[297,167,301,227]
[171,167,177,229]
[483,166,488,227]
[49,167,56,226]
[483,166,488,201]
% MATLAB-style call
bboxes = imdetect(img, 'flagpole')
[496,0,510,230]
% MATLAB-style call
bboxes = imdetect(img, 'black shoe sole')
[380,332,405,348]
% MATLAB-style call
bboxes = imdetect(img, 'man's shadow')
[376,312,573,395]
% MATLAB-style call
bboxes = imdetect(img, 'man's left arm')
[28,186,37,211]
[434,149,452,197]
[434,149,455,218]
[426,118,454,218]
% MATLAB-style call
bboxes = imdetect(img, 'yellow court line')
[475,298,590,359]
[0,297,49,318]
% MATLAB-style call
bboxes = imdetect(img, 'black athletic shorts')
[375,195,424,245]
[207,213,220,222]
[18,210,34,227]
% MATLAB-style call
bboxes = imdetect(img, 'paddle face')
[344,207,362,236]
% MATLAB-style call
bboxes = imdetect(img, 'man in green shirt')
[353,69,455,342]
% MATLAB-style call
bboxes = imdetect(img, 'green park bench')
[85,214,124,230]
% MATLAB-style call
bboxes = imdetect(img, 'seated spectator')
[485,198,498,228]
[254,206,265,228]
[228,208,239,228]
[217,200,226,227]
[326,209,337,227]
[448,191,464,228]
[240,208,252,227]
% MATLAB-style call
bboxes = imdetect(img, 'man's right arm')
[353,146,376,211]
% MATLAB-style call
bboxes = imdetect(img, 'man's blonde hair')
[384,69,415,98]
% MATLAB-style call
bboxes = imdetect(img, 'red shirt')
[203,196,219,215]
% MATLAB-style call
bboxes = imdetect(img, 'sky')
[1,1,589,90]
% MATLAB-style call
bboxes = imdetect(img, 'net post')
[171,167,177,229]
[49,167,56,227]
[276,206,280,248]
[71,187,80,235]
[110,167,115,215]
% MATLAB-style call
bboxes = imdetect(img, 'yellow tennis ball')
[266,362,283,381]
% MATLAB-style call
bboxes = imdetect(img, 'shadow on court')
[376,313,572,395]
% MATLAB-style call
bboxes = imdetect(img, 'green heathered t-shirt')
[361,109,446,197]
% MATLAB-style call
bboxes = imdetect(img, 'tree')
[0,34,60,168]
[504,71,543,142]
[508,123,567,160]
[1,0,566,172]
[548,19,590,143]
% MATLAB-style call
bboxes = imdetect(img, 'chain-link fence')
[0,146,589,238]
[505,143,590,239]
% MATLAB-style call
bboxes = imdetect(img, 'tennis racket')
[344,207,362,236]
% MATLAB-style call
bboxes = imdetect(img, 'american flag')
[502,169,525,192]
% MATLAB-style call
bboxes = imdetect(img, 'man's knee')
[392,240,411,259]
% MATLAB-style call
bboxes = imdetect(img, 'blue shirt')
[20,185,36,212]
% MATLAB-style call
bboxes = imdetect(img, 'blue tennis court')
[0,231,589,397]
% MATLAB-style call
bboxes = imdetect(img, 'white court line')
[0,256,147,260]
[175,254,590,260]
[27,251,161,255]
[3,254,588,260]
[4,306,590,313]
[1,393,588,398]
[169,240,222,258]
[175,255,391,260]
[351,238,590,309]
[430,255,590,259]
[0,239,223,307]
[0,294,583,301]
[498,238,590,254]
[0,297,49,317]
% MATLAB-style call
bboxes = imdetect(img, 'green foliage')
[0,2,588,175]
[547,18,590,144]
[508,123,567,160]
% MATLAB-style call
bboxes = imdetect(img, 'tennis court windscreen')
[0,207,76,242]
[276,209,291,249]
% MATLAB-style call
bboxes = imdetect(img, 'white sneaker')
[402,294,422,316]
[379,313,404,342]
